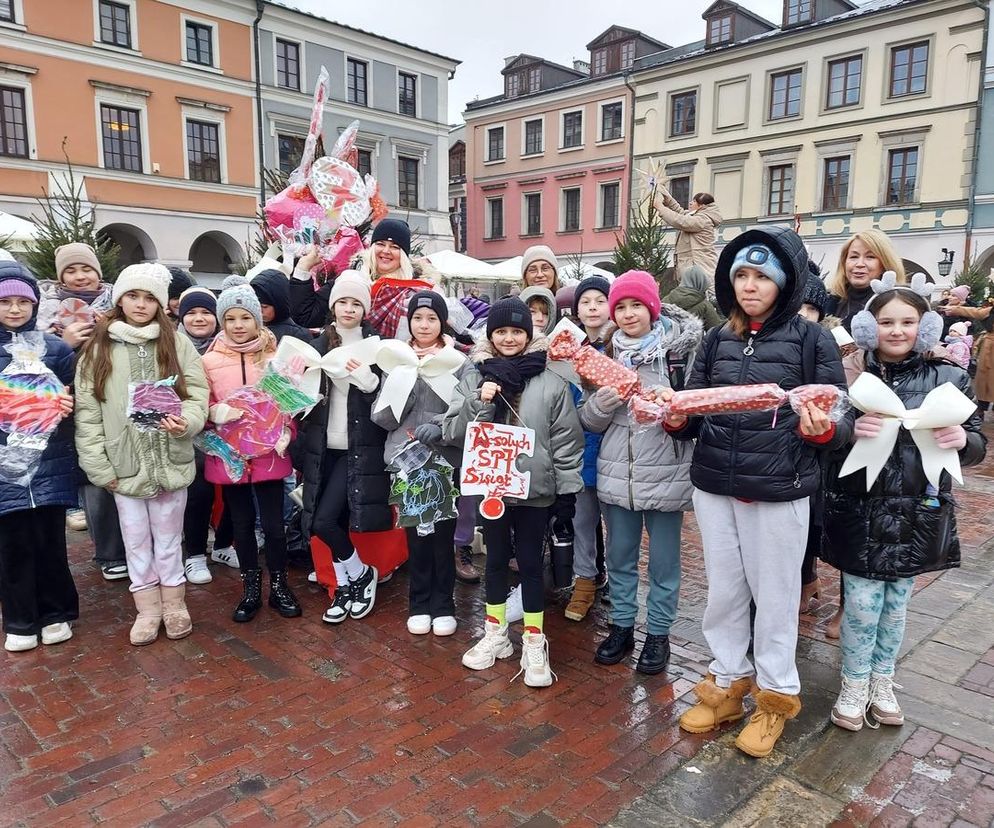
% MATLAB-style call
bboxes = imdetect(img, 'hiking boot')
[679,675,752,733]
[268,571,302,618]
[233,569,263,622]
[831,674,870,731]
[516,631,556,687]
[130,587,162,645]
[594,624,635,665]
[869,673,904,726]
[735,689,802,758]
[462,620,513,670]
[454,546,480,584]
[160,584,193,640]
[564,576,596,622]
[636,634,670,675]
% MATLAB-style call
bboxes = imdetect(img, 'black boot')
[268,570,302,618]
[594,624,635,665]
[233,569,263,622]
[636,634,671,675]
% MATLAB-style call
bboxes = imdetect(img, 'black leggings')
[223,480,286,572]
[407,519,456,617]
[183,458,214,560]
[802,520,820,586]
[483,503,549,614]
[310,451,354,562]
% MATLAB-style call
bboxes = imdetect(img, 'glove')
[413,422,443,447]
[275,427,291,458]
[593,386,624,413]
[210,403,243,424]
[552,493,576,522]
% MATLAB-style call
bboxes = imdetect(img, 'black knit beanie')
[167,267,196,301]
[371,218,412,256]
[572,276,610,316]
[486,297,533,340]
[407,290,448,325]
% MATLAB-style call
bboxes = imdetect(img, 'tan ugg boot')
[160,584,193,640]
[735,688,802,758]
[564,577,597,621]
[130,588,162,646]
[679,674,753,733]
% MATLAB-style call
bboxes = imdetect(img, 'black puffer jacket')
[673,226,854,501]
[296,324,392,536]
[251,269,313,342]
[822,352,986,581]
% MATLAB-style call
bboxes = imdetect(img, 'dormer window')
[621,41,636,69]
[707,15,732,46]
[784,0,813,26]
[506,73,520,98]
[592,48,607,76]
[528,67,541,93]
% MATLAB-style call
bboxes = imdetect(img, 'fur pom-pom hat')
[850,271,943,353]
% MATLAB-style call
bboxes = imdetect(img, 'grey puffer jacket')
[441,335,584,506]
[580,305,702,512]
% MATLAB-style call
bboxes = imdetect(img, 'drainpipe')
[964,0,990,266]
[623,70,637,230]
[253,0,266,208]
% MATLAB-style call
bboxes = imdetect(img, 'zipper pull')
[793,473,801,489]
[743,335,755,356]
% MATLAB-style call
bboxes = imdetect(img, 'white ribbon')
[373,340,464,420]
[839,372,976,490]
[273,335,381,400]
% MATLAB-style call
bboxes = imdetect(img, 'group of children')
[0,221,986,760]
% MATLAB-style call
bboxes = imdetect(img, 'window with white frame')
[348,58,368,106]
[784,0,812,26]
[486,197,504,239]
[523,119,542,155]
[506,73,520,98]
[562,187,581,232]
[524,192,542,235]
[528,68,541,93]
[600,101,623,141]
[600,182,620,228]
[486,126,504,162]
[621,41,636,69]
[277,133,305,174]
[0,85,28,158]
[398,72,416,116]
[0,0,14,22]
[276,39,300,90]
[398,156,418,209]
[99,0,132,48]
[592,49,607,76]
[186,119,221,182]
[100,104,142,172]
[766,164,794,216]
[185,20,213,66]
[562,110,583,149]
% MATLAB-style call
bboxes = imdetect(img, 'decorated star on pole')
[636,157,666,197]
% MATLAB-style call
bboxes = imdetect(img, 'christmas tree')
[612,196,673,293]
[24,141,120,281]
[953,262,992,305]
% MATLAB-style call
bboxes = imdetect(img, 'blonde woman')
[825,230,906,330]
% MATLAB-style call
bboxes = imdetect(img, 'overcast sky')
[288,0,797,123]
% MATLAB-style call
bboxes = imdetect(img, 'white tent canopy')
[426,249,498,279]
[491,256,614,284]
[0,212,39,251]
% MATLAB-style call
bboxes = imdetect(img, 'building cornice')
[463,76,630,122]
[472,153,627,186]
[260,88,451,132]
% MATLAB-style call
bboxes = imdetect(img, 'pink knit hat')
[609,270,661,322]
[949,285,970,302]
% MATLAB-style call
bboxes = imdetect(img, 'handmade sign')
[387,439,458,536]
[127,376,182,431]
[373,340,464,421]
[548,317,641,400]
[839,372,977,490]
[460,420,535,519]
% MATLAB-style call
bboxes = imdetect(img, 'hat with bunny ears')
[850,271,944,353]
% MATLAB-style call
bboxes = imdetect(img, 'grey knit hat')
[216,284,262,327]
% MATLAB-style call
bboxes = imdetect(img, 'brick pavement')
[1,424,993,827]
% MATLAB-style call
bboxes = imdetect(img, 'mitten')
[413,422,443,447]
[210,403,243,424]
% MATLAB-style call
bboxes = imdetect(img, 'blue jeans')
[841,573,914,680]
[602,504,682,635]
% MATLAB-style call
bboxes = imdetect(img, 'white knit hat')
[112,262,171,309]
[329,270,372,315]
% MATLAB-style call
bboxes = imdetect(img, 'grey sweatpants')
[694,489,809,695]
[572,487,602,579]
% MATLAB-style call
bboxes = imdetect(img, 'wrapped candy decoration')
[55,298,97,330]
[308,155,375,228]
[255,361,319,416]
[127,376,182,430]
[548,321,641,401]
[194,431,245,483]
[216,387,288,459]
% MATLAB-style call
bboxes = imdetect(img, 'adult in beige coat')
[653,189,723,281]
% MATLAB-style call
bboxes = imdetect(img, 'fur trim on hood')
[470,333,550,364]
[659,302,704,357]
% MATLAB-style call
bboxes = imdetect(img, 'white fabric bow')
[373,340,464,420]
[273,335,381,400]
[839,372,976,490]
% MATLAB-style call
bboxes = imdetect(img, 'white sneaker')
[432,616,457,637]
[184,555,213,585]
[831,674,870,731]
[211,547,239,569]
[407,614,431,635]
[506,584,524,624]
[869,673,904,726]
[307,571,318,584]
[322,586,351,624]
[515,631,556,688]
[462,620,514,670]
[41,623,72,646]
[4,633,38,652]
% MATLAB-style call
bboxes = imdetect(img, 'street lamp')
[938,248,955,278]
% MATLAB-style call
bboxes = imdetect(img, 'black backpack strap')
[801,319,818,386]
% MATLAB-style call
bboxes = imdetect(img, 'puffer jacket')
[655,190,722,276]
[297,325,391,536]
[75,327,209,497]
[371,342,470,468]
[661,285,723,331]
[250,269,313,343]
[672,226,854,501]
[201,333,292,484]
[822,352,986,581]
[441,335,584,506]
[36,279,114,336]
[580,306,701,512]
[0,300,78,517]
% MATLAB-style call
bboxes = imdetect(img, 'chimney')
[504,55,519,67]
[573,59,590,74]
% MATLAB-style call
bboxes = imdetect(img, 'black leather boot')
[594,624,635,665]
[268,570,302,618]
[233,569,263,622]
[636,634,671,675]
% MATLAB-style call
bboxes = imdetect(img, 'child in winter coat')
[373,291,470,636]
[299,272,389,625]
[0,263,79,653]
[943,321,973,371]
[824,280,986,731]
[664,228,853,758]
[443,298,584,686]
[176,287,219,586]
[250,268,313,343]
[581,271,702,674]
[75,264,209,646]
[201,284,302,623]
[520,286,558,336]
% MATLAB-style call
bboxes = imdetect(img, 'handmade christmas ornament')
[127,376,182,430]
[839,372,976,490]
[216,387,288,459]
[460,419,535,519]
[55,298,97,329]
[387,439,459,536]
[193,430,245,482]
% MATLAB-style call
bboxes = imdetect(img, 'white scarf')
[108,320,160,345]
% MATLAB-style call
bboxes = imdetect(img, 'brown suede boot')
[160,584,193,640]
[679,674,753,733]
[735,688,802,758]
[564,577,597,622]
[130,588,162,646]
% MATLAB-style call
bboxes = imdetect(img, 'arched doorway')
[901,258,933,282]
[99,223,157,266]
[593,260,616,276]
[188,231,242,283]
[973,246,994,280]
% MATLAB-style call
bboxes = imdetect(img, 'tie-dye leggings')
[840,573,915,681]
